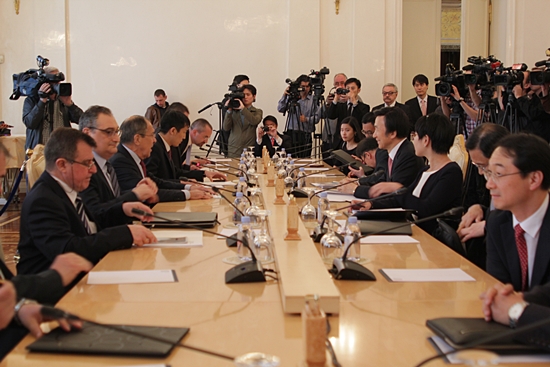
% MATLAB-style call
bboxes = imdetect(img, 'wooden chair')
[26,144,45,190]
[448,134,469,180]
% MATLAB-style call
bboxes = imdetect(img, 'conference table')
[2,164,524,367]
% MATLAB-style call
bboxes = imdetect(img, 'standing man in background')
[405,74,438,125]
[145,89,169,130]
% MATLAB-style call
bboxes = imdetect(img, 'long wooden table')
[2,166,527,367]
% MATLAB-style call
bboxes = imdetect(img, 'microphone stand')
[132,209,266,283]
[330,207,463,281]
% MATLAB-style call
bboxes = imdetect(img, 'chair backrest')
[27,144,46,189]
[448,134,469,179]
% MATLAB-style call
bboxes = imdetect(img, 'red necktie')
[270,137,275,146]
[514,224,528,291]
[139,160,147,177]
[387,157,393,177]
[168,148,172,160]
[421,99,427,116]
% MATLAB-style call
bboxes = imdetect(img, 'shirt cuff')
[256,138,262,145]
[184,184,192,190]
[183,190,190,200]
[275,136,283,145]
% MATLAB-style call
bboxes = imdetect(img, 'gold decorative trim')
[14,0,20,15]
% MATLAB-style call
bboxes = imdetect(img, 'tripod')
[283,96,313,158]
[198,101,227,158]
[500,87,521,133]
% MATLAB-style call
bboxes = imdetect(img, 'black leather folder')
[358,220,412,235]
[354,208,415,221]
[144,212,218,228]
[332,149,374,175]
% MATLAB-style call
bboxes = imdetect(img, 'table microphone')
[329,207,463,281]
[288,161,353,198]
[205,161,251,184]
[308,169,385,203]
[39,305,236,362]
[131,208,266,284]
[286,156,332,178]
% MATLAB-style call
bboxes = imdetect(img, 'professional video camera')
[530,48,550,85]
[284,78,304,101]
[434,63,466,97]
[493,63,527,87]
[461,55,501,86]
[223,82,245,109]
[9,55,71,101]
[308,67,330,105]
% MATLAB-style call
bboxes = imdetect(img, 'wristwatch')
[508,301,529,328]
[13,298,38,324]
[458,97,465,102]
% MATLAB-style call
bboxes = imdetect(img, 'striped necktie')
[105,161,120,197]
[75,197,93,235]
[514,224,529,291]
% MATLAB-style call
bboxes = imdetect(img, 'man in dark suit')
[79,105,159,221]
[485,133,550,292]
[372,83,414,133]
[254,115,292,157]
[177,118,226,181]
[17,128,157,276]
[351,107,425,199]
[481,282,550,350]
[404,74,438,125]
[326,77,370,151]
[110,115,212,202]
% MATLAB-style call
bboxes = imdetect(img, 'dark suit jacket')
[176,143,206,181]
[326,101,370,149]
[17,172,133,275]
[354,140,425,199]
[146,135,182,181]
[373,102,414,132]
[79,159,139,222]
[513,283,550,349]
[371,162,463,234]
[254,133,292,157]
[404,95,438,126]
[486,204,550,292]
[110,144,187,202]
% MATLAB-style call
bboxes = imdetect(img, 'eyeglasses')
[483,169,522,183]
[90,127,120,137]
[67,159,95,170]
[471,161,488,172]
[382,91,397,96]
[362,130,374,136]
[139,132,155,138]
[410,131,417,139]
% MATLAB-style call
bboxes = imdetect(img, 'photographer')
[327,77,370,151]
[440,83,480,137]
[223,84,262,158]
[254,115,291,157]
[22,66,83,150]
[277,75,321,158]
[220,75,249,156]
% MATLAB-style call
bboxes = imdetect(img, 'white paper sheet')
[379,268,475,282]
[208,158,232,162]
[303,167,330,171]
[146,230,203,248]
[430,336,550,364]
[201,181,236,186]
[360,235,419,244]
[326,193,356,202]
[87,270,177,285]
[296,158,317,162]
[311,182,340,189]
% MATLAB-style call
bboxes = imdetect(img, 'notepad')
[303,167,330,171]
[209,158,232,162]
[147,230,203,247]
[360,235,419,244]
[379,268,475,282]
[87,270,178,284]
[326,193,356,202]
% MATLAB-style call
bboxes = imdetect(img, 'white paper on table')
[379,268,475,282]
[208,158,232,162]
[146,230,203,248]
[311,182,340,189]
[201,181,236,186]
[294,163,307,166]
[360,235,419,244]
[296,158,317,162]
[87,270,177,285]
[303,167,330,171]
[326,193,356,202]
[217,228,237,239]
[109,365,170,367]
[430,336,550,364]
[206,166,229,171]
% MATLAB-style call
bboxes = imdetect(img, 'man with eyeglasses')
[17,128,157,276]
[484,133,550,292]
[372,83,414,133]
[457,123,509,269]
[110,115,212,201]
[79,105,159,221]
[361,112,375,139]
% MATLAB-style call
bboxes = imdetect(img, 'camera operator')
[497,68,550,142]
[220,75,249,156]
[22,66,83,150]
[440,77,480,137]
[277,75,321,158]
[322,73,347,160]
[254,115,291,157]
[223,84,262,158]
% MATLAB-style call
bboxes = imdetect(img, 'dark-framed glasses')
[67,159,95,170]
[483,169,522,183]
[90,127,120,137]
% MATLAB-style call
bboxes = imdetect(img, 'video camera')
[9,55,72,101]
[434,63,466,97]
[224,82,245,109]
[493,63,527,87]
[460,55,501,86]
[284,78,304,101]
[308,67,330,104]
[530,48,550,85]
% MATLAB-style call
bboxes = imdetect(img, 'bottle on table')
[317,192,330,223]
[344,216,361,261]
[233,192,250,224]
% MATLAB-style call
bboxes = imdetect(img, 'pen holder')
[274,177,285,204]
[284,194,301,240]
[267,164,275,187]
[302,295,327,365]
